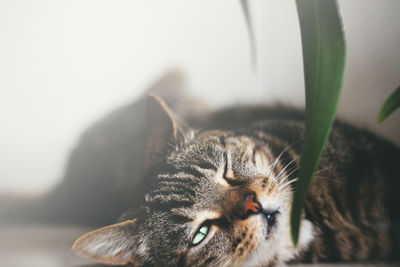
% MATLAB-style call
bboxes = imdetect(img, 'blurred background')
[1,0,399,196]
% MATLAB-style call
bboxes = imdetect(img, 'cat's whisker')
[209,255,229,267]
[312,175,341,184]
[278,177,298,190]
[221,257,233,267]
[266,143,296,184]
[266,144,292,178]
[167,142,179,150]
[276,166,299,186]
[177,126,185,137]
[182,126,197,144]
[265,159,278,181]
[266,157,283,186]
[271,158,297,186]
[313,166,333,176]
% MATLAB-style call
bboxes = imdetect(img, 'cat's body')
[69,74,400,266]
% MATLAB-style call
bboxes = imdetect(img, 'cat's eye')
[191,224,209,246]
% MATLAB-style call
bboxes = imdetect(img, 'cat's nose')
[240,192,261,219]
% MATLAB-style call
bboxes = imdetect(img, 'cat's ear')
[72,219,146,266]
[146,93,179,164]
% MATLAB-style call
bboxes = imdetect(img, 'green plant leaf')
[239,0,257,70]
[291,0,346,245]
[377,86,400,123]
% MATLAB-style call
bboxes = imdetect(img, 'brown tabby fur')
[71,73,400,266]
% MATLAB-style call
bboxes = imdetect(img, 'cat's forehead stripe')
[214,163,230,187]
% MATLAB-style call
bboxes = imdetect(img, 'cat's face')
[72,95,313,266]
[142,132,301,266]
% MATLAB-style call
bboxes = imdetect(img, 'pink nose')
[243,193,261,216]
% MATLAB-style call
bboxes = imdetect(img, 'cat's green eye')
[191,225,209,246]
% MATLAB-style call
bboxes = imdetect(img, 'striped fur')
[73,95,400,266]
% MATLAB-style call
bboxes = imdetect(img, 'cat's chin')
[241,215,314,267]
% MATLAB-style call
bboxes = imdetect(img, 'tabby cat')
[72,92,400,266]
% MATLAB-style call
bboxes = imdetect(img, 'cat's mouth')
[261,209,280,238]
[241,192,281,238]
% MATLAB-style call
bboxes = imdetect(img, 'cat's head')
[72,94,313,266]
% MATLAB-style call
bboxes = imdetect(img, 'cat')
[72,91,400,266]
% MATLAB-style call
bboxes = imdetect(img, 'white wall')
[1,0,399,193]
